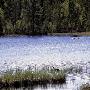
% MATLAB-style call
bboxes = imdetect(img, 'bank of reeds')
[0,67,66,88]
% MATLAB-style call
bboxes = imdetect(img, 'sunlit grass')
[0,67,66,88]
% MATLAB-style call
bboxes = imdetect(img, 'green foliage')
[0,69,66,85]
[0,8,4,18]
[0,0,88,35]
[5,20,14,34]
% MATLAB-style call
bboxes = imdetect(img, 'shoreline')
[48,32,90,36]
[0,32,90,37]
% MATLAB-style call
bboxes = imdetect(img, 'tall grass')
[0,66,66,88]
[0,64,86,89]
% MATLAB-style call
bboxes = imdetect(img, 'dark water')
[0,36,90,90]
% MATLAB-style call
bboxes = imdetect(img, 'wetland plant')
[0,66,66,88]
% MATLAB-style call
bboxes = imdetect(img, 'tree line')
[0,0,88,35]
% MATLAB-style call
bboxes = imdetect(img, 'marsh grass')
[0,64,85,89]
[0,67,66,88]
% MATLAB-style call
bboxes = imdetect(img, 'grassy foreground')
[0,69,66,88]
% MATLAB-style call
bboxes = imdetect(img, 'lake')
[0,36,90,90]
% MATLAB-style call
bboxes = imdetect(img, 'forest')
[0,0,88,35]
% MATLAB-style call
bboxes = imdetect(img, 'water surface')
[0,36,90,90]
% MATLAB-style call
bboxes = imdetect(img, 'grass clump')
[0,68,66,88]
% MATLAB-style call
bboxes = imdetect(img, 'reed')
[0,68,66,88]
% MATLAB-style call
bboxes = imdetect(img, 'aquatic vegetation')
[0,67,66,88]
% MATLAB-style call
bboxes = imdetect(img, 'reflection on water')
[0,36,90,90]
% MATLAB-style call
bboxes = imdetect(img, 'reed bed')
[0,64,86,89]
[0,66,66,88]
